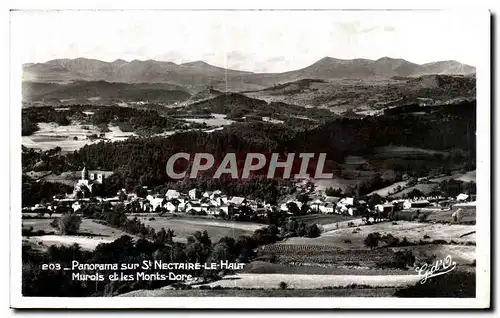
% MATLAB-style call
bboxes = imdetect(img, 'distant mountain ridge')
[23,56,475,91]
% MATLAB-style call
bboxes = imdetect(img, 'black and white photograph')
[9,8,491,309]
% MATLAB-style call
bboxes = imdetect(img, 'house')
[336,197,355,212]
[403,200,412,210]
[310,199,324,212]
[210,198,222,206]
[185,202,201,213]
[230,196,246,206]
[339,197,354,206]
[210,190,222,199]
[219,204,230,214]
[103,196,121,206]
[375,203,394,214]
[319,203,335,214]
[146,195,166,211]
[178,201,187,212]
[280,200,303,212]
[189,188,202,200]
[411,200,430,208]
[254,208,268,217]
[456,193,469,202]
[165,201,178,212]
[207,206,220,216]
[165,189,180,200]
[72,201,82,212]
[202,191,213,198]
[348,207,358,216]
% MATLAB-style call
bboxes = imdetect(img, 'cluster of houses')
[23,168,476,219]
[137,188,271,217]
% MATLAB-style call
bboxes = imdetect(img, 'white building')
[189,188,201,200]
[165,189,180,200]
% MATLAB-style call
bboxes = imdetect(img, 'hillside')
[244,74,475,111]
[23,80,191,105]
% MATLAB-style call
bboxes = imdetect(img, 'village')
[24,167,477,224]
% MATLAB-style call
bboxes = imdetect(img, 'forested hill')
[40,100,476,194]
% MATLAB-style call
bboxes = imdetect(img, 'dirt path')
[203,273,422,289]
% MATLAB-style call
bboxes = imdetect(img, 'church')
[72,166,105,197]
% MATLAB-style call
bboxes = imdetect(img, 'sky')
[11,10,481,73]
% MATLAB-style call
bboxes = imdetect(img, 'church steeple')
[81,166,89,180]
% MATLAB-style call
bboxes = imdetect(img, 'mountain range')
[23,57,475,92]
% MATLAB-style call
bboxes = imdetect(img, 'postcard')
[10,8,491,309]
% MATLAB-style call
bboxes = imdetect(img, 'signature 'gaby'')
[415,255,457,284]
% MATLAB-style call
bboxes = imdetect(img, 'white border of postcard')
[9,5,491,309]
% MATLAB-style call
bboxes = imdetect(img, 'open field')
[25,170,114,186]
[243,261,410,276]
[278,221,475,249]
[130,215,264,242]
[22,217,133,250]
[22,122,137,152]
[201,273,421,289]
[391,183,439,198]
[24,235,115,250]
[429,170,476,183]
[373,146,448,157]
[181,113,234,126]
[368,180,408,197]
[294,214,358,226]
[118,287,398,297]
[391,245,475,264]
[311,178,360,191]
[426,208,476,224]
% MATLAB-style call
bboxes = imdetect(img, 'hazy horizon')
[23,55,475,75]
[13,10,481,73]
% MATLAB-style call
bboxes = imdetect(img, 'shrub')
[344,261,360,266]
[305,224,321,238]
[343,239,352,243]
[418,213,428,223]
[423,234,431,239]
[58,213,82,235]
[393,250,416,269]
[392,221,398,225]
[50,218,60,229]
[279,281,288,290]
[364,232,381,249]
[347,222,355,228]
[382,234,400,247]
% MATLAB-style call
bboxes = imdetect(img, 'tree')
[364,232,381,249]
[278,281,288,290]
[58,213,82,235]
[218,210,227,219]
[325,187,342,197]
[306,224,321,238]
[118,190,127,202]
[286,202,301,215]
[407,189,424,199]
[367,194,382,207]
